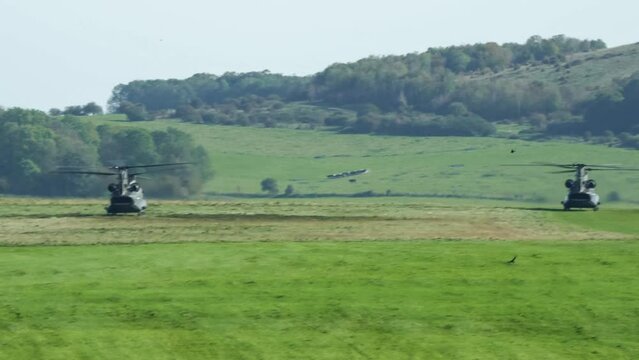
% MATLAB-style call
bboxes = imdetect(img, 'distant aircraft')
[326,169,369,179]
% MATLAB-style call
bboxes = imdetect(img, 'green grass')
[1,198,638,358]
[0,197,632,245]
[85,116,639,204]
[2,240,639,359]
[10,105,639,358]
[552,208,639,235]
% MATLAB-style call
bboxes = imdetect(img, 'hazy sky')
[1,0,637,111]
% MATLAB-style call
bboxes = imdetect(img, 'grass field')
[4,114,639,358]
[0,197,634,245]
[1,198,639,359]
[87,116,639,204]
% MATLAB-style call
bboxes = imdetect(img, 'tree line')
[106,35,613,138]
[49,102,104,116]
[539,71,639,147]
[0,108,212,197]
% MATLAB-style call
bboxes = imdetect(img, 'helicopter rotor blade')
[128,166,191,176]
[503,162,632,170]
[501,163,575,168]
[529,162,586,168]
[52,170,116,176]
[583,164,623,169]
[115,162,194,170]
[129,173,151,179]
[587,168,639,171]
[531,162,577,167]
[549,170,576,174]
[128,171,158,177]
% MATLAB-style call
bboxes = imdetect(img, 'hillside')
[105,37,639,142]
[470,43,639,92]
[87,115,639,204]
[5,36,638,200]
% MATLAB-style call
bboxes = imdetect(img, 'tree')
[447,102,469,116]
[284,184,294,196]
[97,126,159,165]
[445,49,471,72]
[175,104,203,123]
[0,108,212,197]
[0,108,102,196]
[82,102,103,115]
[58,102,103,116]
[260,178,278,194]
[63,105,84,116]
[118,101,150,121]
[581,73,639,135]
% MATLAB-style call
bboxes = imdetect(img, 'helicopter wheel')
[593,206,599,212]
[563,206,570,211]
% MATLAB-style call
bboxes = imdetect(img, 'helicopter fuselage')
[107,188,147,214]
[106,169,147,214]
[562,192,600,210]
[561,165,600,210]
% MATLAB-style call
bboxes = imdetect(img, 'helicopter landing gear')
[593,206,599,211]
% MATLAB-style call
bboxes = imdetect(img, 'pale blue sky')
[1,0,636,110]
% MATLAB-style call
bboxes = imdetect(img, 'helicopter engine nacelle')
[564,179,574,189]
[128,184,140,192]
[585,179,596,189]
[107,183,118,193]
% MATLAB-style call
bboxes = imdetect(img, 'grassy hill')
[107,38,639,137]
[470,42,639,93]
[87,115,639,204]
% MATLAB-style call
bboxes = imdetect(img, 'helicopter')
[54,162,191,214]
[506,162,639,211]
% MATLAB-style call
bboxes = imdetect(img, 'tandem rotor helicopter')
[506,162,639,211]
[54,162,191,215]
